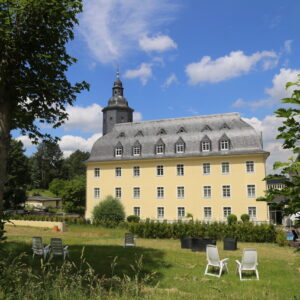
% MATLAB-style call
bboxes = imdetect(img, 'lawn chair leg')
[218,266,223,278]
[204,264,209,276]
[255,269,259,280]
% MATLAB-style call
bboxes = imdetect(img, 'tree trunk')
[0,93,12,213]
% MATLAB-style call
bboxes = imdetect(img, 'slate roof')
[88,112,269,162]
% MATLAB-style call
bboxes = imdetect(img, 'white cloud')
[232,98,272,109]
[64,104,103,133]
[265,68,300,100]
[243,115,293,173]
[124,63,152,85]
[283,40,292,54]
[15,135,34,147]
[185,50,278,84]
[79,0,178,63]
[59,133,102,157]
[161,73,178,88]
[139,34,177,52]
[133,112,143,122]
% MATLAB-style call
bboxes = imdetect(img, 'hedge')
[127,220,277,242]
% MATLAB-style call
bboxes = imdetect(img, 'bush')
[227,214,237,225]
[92,195,125,226]
[276,229,288,246]
[241,214,250,223]
[127,215,140,223]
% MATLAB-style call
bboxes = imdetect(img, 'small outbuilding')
[26,196,62,209]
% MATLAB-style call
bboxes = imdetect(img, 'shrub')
[276,229,288,246]
[227,214,237,225]
[241,214,250,223]
[127,215,140,223]
[92,195,125,226]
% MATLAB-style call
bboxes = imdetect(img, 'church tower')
[102,72,134,135]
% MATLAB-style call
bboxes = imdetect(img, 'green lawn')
[3,224,300,300]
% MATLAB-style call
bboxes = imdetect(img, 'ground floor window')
[133,207,140,217]
[204,207,212,219]
[115,187,122,199]
[223,207,231,218]
[248,207,256,219]
[94,187,100,199]
[157,207,164,219]
[177,207,185,218]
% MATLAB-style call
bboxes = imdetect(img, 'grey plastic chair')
[236,248,259,280]
[49,238,69,260]
[32,237,50,260]
[122,233,136,247]
[204,244,228,277]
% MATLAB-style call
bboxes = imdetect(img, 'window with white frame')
[94,188,100,199]
[133,207,140,217]
[94,168,100,178]
[222,185,231,198]
[133,166,140,177]
[157,165,164,176]
[157,207,164,219]
[115,187,122,199]
[247,184,256,197]
[176,143,185,153]
[221,162,229,174]
[157,187,164,199]
[246,161,254,173]
[177,207,185,218]
[177,186,185,198]
[223,207,231,218]
[177,164,184,176]
[115,167,122,177]
[220,140,229,150]
[203,163,211,175]
[156,144,164,155]
[133,187,140,199]
[203,186,211,198]
[115,147,123,157]
[202,141,211,152]
[133,146,141,156]
[204,207,212,219]
[248,207,256,219]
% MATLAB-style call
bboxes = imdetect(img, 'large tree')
[258,75,300,217]
[0,0,88,213]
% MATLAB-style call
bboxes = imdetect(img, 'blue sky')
[15,0,300,173]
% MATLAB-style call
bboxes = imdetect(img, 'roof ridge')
[114,112,240,127]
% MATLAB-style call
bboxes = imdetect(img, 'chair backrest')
[50,238,64,255]
[125,233,134,245]
[32,237,43,251]
[242,248,257,268]
[206,244,220,265]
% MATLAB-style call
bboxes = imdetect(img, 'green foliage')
[49,178,66,197]
[128,220,276,242]
[275,229,288,247]
[29,141,64,189]
[93,196,125,226]
[241,214,250,223]
[61,176,85,214]
[4,140,29,209]
[227,214,237,225]
[62,150,90,180]
[260,75,300,216]
[127,215,140,223]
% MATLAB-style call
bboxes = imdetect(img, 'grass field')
[3,224,300,300]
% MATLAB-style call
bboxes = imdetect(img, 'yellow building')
[86,74,269,222]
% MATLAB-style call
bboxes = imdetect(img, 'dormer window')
[220,140,229,150]
[220,123,230,130]
[135,130,144,137]
[157,128,167,135]
[133,146,141,156]
[156,144,164,154]
[118,132,125,138]
[201,135,211,152]
[201,125,212,132]
[175,137,185,154]
[177,127,187,134]
[115,142,123,157]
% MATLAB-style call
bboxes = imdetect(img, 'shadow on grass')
[1,241,171,284]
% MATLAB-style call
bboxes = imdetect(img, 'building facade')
[85,74,270,222]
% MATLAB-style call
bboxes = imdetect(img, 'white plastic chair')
[49,238,69,260]
[204,244,229,277]
[236,248,259,280]
[122,233,136,247]
[32,237,50,260]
